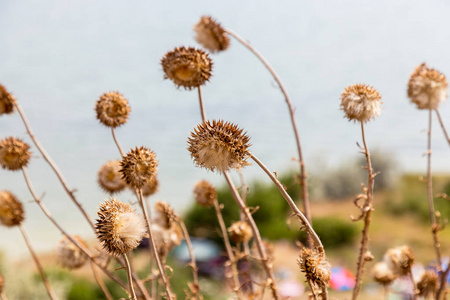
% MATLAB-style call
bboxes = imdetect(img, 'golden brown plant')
[372,261,397,286]
[153,201,177,229]
[194,16,230,53]
[193,180,217,207]
[141,175,159,197]
[95,91,131,128]
[0,190,25,227]
[408,63,448,110]
[95,198,147,256]
[298,248,331,287]
[151,221,183,260]
[161,46,212,89]
[187,120,250,172]
[56,235,89,269]
[340,84,382,123]
[0,137,31,171]
[98,160,127,194]
[385,245,415,276]
[417,270,438,298]
[228,221,253,243]
[120,147,158,189]
[0,84,16,115]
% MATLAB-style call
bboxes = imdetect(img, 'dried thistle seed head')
[340,84,382,123]
[372,261,397,285]
[95,198,147,256]
[384,245,415,276]
[98,160,127,194]
[56,235,89,269]
[0,84,16,115]
[120,147,158,189]
[194,16,230,53]
[0,190,25,227]
[154,201,178,229]
[228,221,253,243]
[408,63,448,110]
[95,91,130,128]
[417,270,438,297]
[298,248,331,286]
[187,120,251,173]
[151,222,183,260]
[0,137,31,171]
[141,175,159,197]
[161,46,212,90]
[193,180,217,207]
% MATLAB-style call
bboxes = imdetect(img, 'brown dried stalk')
[435,109,450,147]
[223,171,279,300]
[197,86,207,121]
[18,224,58,300]
[437,263,450,300]
[89,260,113,300]
[136,189,174,300]
[351,122,375,300]
[123,253,138,300]
[111,127,125,157]
[226,29,312,247]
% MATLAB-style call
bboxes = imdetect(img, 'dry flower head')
[194,16,230,53]
[408,63,448,110]
[0,137,31,171]
[56,235,89,269]
[141,175,159,197]
[120,147,158,189]
[193,180,217,207]
[340,84,382,123]
[417,270,438,297]
[98,160,127,194]
[384,245,415,276]
[154,201,178,229]
[152,222,183,260]
[95,91,130,128]
[298,248,331,287]
[0,190,25,227]
[161,46,212,89]
[96,198,146,256]
[187,120,251,173]
[372,261,397,285]
[228,221,253,243]
[0,84,16,115]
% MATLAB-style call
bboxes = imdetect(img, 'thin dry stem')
[14,103,96,231]
[18,224,58,300]
[435,109,450,147]
[249,153,324,253]
[123,253,138,300]
[197,86,207,121]
[226,28,312,248]
[111,127,125,157]
[352,122,375,300]
[437,263,450,300]
[89,260,113,300]
[137,189,174,300]
[223,171,279,300]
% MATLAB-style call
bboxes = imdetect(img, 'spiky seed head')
[98,160,127,194]
[384,245,415,276]
[0,191,24,227]
[228,221,253,243]
[0,137,31,171]
[0,84,16,115]
[95,92,130,128]
[120,147,158,189]
[408,63,448,110]
[161,46,212,90]
[154,201,177,229]
[194,16,230,53]
[372,261,397,285]
[0,273,4,293]
[340,84,382,123]
[95,198,147,256]
[298,248,331,286]
[193,180,217,207]
[187,120,251,173]
[151,222,183,260]
[417,270,438,297]
[141,175,159,197]
[56,235,89,269]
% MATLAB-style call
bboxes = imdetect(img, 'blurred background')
[1,1,450,298]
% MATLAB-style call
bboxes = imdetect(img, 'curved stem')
[435,109,450,147]
[123,253,138,300]
[137,189,174,300]
[18,224,58,300]
[14,104,96,231]
[352,122,375,300]
[248,153,324,252]
[212,199,241,295]
[197,86,207,121]
[227,29,312,246]
[89,260,113,300]
[111,128,125,157]
[223,171,279,300]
